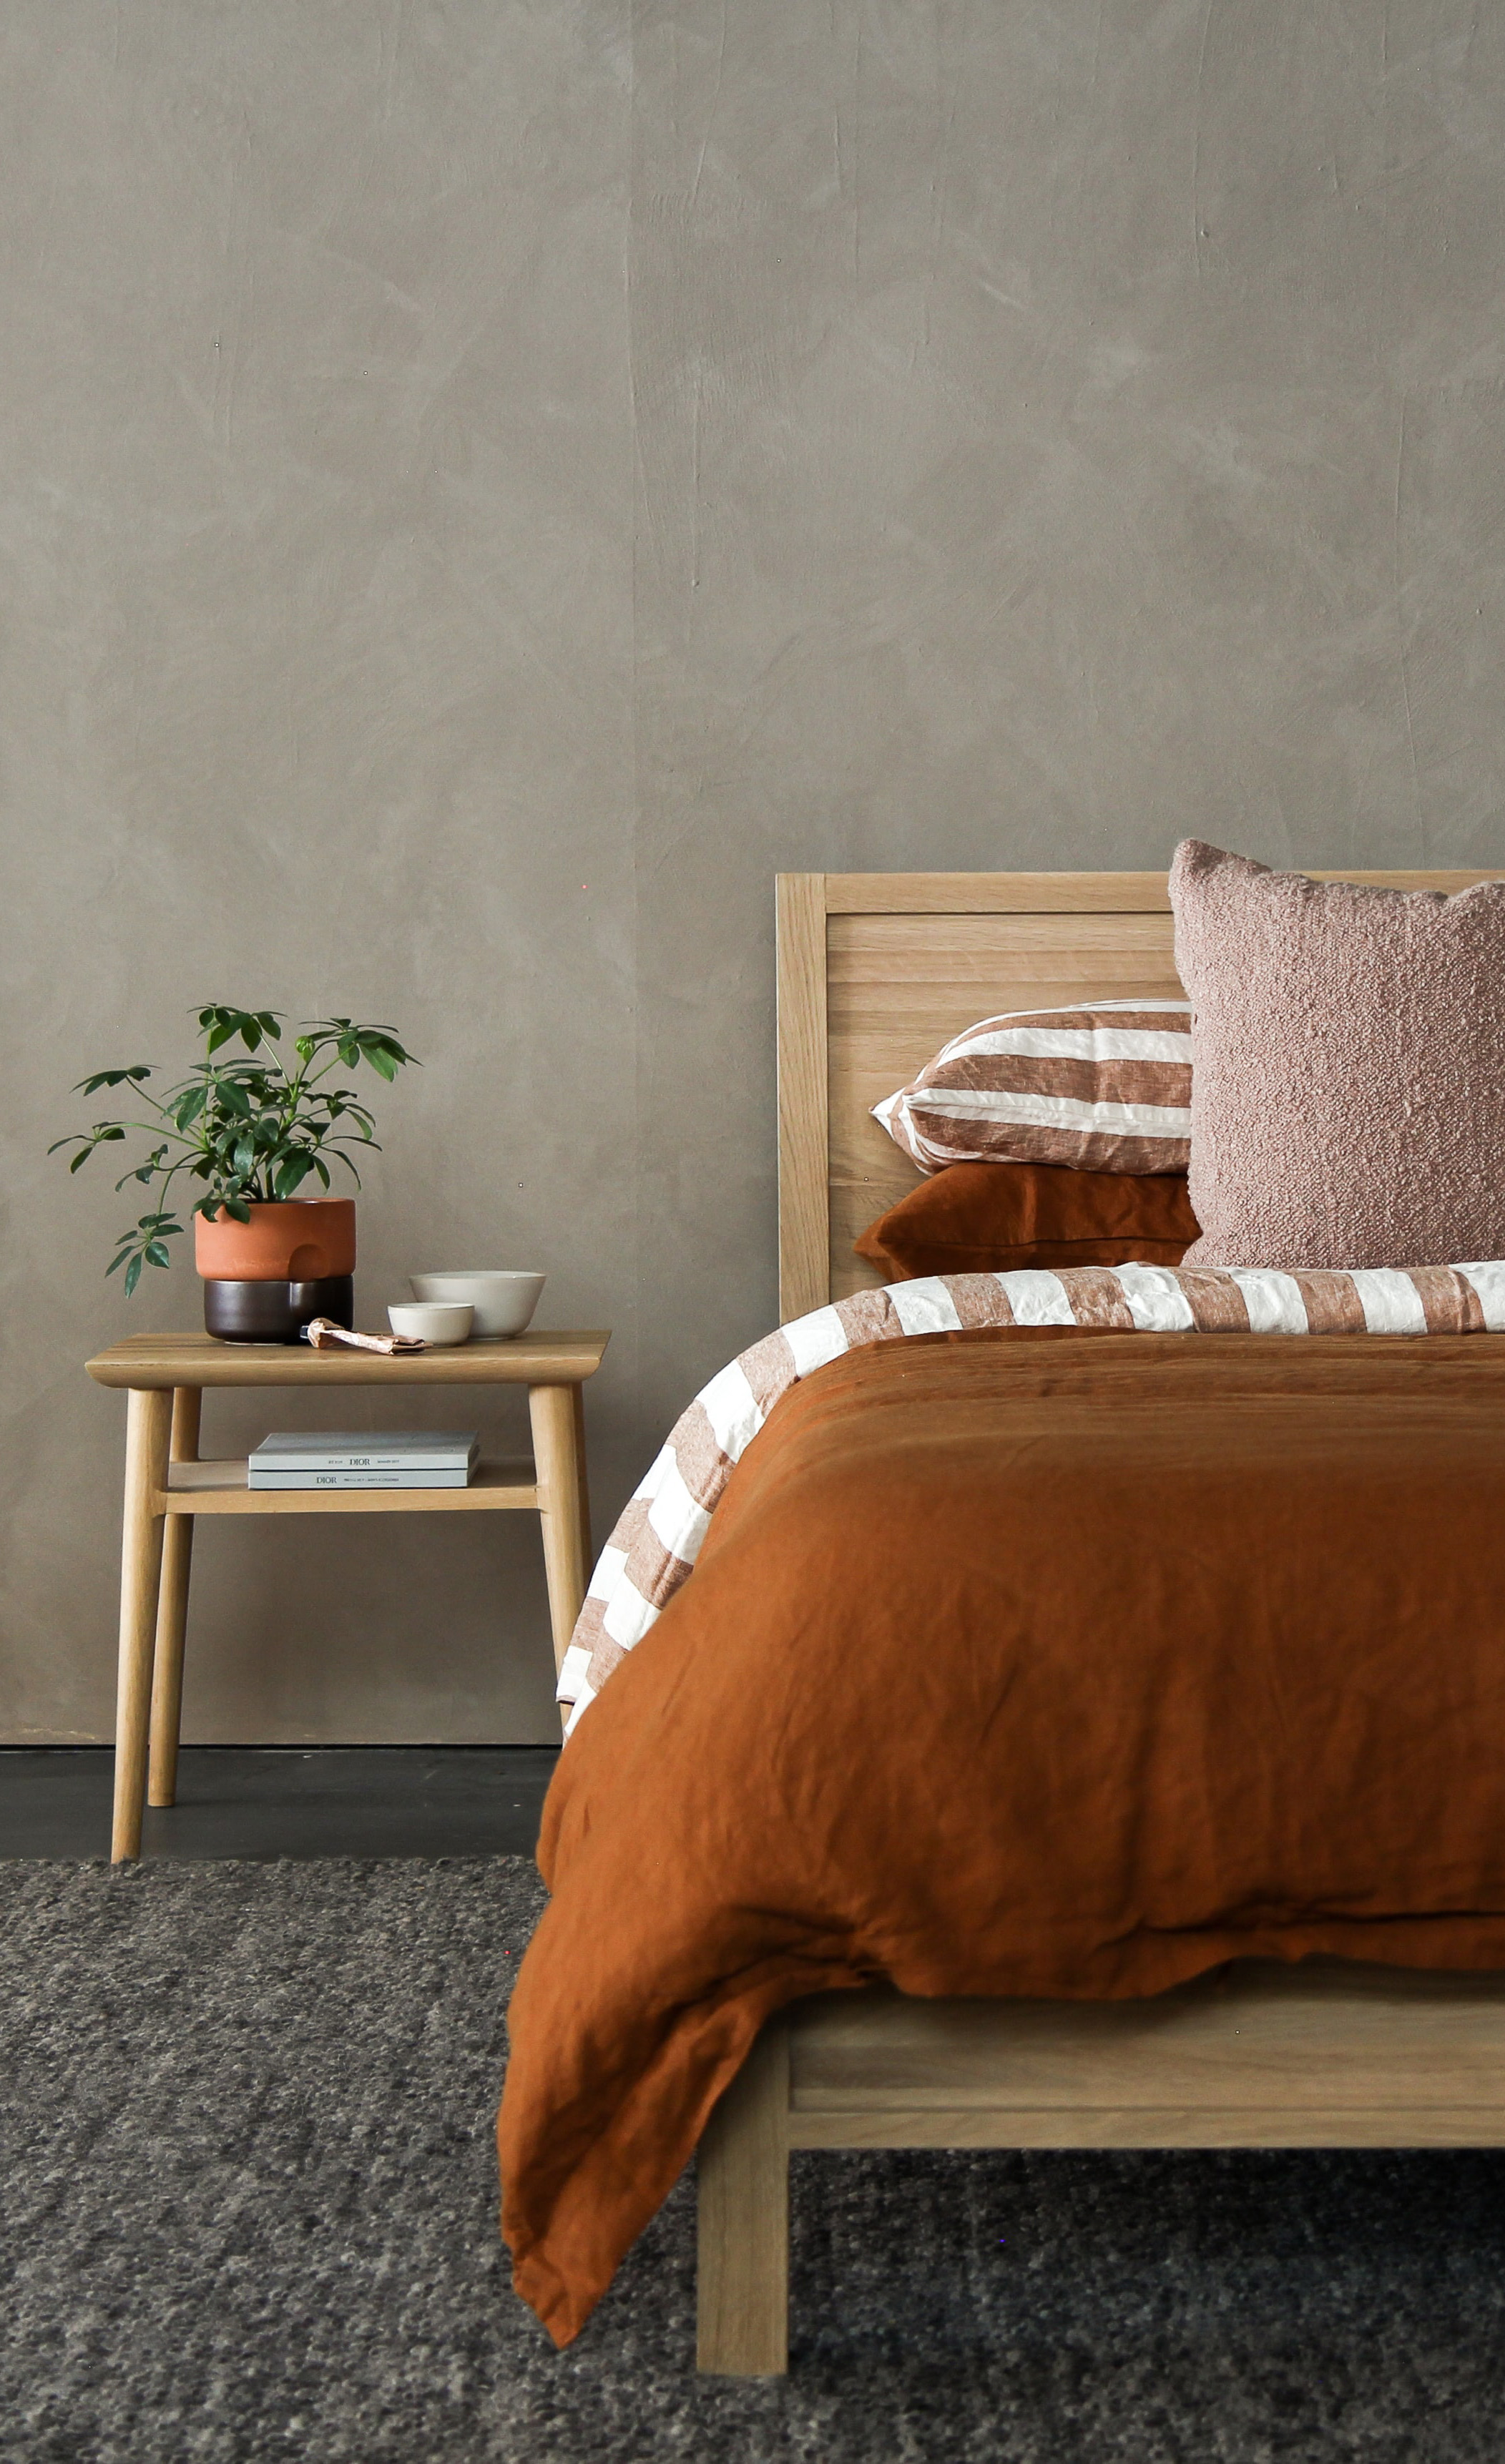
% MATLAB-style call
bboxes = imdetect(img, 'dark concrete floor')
[0,1747,559,1860]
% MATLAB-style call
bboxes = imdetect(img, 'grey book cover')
[250,1430,479,1470]
[247,1466,476,1490]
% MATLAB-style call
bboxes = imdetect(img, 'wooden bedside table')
[86,1328,610,1861]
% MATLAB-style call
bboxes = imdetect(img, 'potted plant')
[52,1005,416,1341]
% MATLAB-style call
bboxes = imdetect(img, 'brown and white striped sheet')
[873,1000,1193,1174]
[557,1259,1505,1728]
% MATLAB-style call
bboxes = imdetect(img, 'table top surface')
[87,1328,611,1389]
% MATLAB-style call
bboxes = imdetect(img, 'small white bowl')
[388,1300,474,1346]
[408,1271,545,1339]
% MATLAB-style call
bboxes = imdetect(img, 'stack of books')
[247,1431,480,1490]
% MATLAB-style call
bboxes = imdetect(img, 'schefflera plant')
[52,1005,416,1294]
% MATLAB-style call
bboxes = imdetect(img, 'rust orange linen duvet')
[500,1327,1505,2345]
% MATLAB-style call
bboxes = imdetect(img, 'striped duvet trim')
[558,1258,1505,1729]
[874,1000,1193,1174]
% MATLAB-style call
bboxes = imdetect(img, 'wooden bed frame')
[695,864,1505,2376]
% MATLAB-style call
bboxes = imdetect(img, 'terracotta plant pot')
[195,1197,357,1284]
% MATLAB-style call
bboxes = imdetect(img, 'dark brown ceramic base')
[202,1276,355,1345]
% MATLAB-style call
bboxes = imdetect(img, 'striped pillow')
[873,1001,1193,1175]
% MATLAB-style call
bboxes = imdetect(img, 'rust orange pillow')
[855,1160,1200,1282]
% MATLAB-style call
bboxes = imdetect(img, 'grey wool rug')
[6,1861,1505,2463]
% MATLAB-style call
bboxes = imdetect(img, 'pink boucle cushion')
[1171,840,1505,1270]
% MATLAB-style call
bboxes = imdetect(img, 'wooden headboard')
[775,868,1505,1321]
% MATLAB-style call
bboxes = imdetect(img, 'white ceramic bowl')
[407,1271,545,1339]
[387,1300,474,1346]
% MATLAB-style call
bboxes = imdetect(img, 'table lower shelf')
[160,1459,540,1513]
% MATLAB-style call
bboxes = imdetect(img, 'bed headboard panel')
[776,868,1505,1322]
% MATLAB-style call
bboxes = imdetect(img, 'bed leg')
[696,2016,790,2375]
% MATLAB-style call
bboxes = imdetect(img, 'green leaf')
[78,1066,152,1094]
[117,1144,169,1192]
[215,1078,252,1117]
[224,1198,253,1225]
[273,1153,313,1198]
[363,1044,397,1081]
[207,1007,255,1051]
[313,1156,330,1189]
[68,1147,92,1172]
[361,1030,413,1067]
[174,1084,207,1131]
[122,1255,142,1298]
[143,1241,170,1268]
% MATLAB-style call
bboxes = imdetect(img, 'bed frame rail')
[697,1964,1505,2374]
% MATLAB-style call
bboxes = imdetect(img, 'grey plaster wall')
[4,1,1504,1743]
[2,1,635,1744]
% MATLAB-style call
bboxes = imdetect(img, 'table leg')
[111,1387,172,1862]
[572,1380,593,1572]
[529,1382,588,1717]
[148,1386,202,1810]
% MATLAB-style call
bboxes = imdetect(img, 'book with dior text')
[248,1432,479,1488]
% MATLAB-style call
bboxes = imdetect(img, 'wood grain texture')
[572,1381,594,1572]
[776,874,830,1322]
[785,870,1505,1307]
[825,871,1174,913]
[787,2104,1505,2149]
[697,2018,791,2376]
[786,1968,1505,2134]
[529,1383,589,1683]
[147,1386,202,1807]
[86,1330,610,1390]
[160,1460,540,1513]
[111,1387,172,1861]
[822,871,1505,914]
